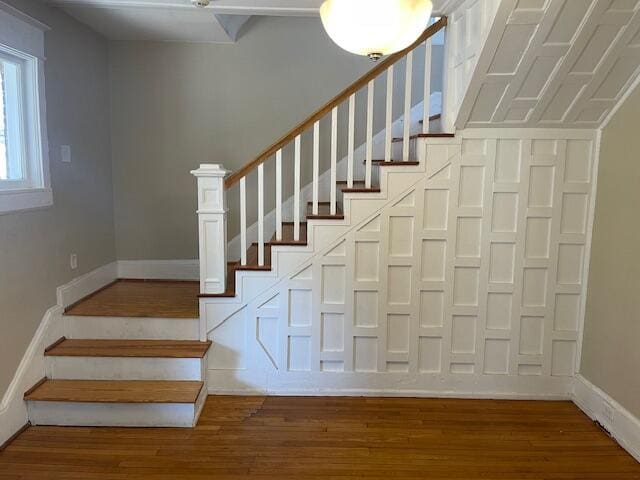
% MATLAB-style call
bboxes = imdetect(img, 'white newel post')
[191,164,228,294]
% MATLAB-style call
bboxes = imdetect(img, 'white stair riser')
[63,316,200,340]
[47,356,206,381]
[27,401,198,427]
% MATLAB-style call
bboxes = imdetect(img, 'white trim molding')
[57,261,118,308]
[117,260,200,281]
[0,3,52,215]
[572,374,640,464]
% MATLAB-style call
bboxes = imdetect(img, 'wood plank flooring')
[2,396,639,479]
[64,280,200,318]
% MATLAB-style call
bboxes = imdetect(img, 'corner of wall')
[572,374,640,464]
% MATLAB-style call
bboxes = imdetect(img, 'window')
[0,4,50,214]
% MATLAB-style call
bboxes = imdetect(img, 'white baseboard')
[0,305,63,448]
[572,374,640,463]
[57,261,118,308]
[0,261,118,448]
[117,260,199,281]
[206,370,573,400]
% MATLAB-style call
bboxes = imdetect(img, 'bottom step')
[25,379,206,427]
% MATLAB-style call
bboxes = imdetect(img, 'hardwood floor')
[65,280,200,318]
[2,396,639,479]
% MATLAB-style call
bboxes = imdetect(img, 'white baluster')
[423,38,432,134]
[385,66,394,163]
[294,135,301,241]
[365,79,374,189]
[347,94,355,188]
[330,106,337,215]
[313,121,319,215]
[258,164,264,267]
[276,149,282,241]
[240,176,247,266]
[403,51,413,162]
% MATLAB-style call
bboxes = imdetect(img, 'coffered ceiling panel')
[457,0,640,128]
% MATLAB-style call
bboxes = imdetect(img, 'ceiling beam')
[46,0,449,17]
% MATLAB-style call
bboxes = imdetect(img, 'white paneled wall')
[457,0,640,128]
[206,130,596,397]
[444,0,501,130]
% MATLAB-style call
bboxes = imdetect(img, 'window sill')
[0,187,53,215]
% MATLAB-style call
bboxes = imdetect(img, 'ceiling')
[457,0,640,129]
[45,0,452,43]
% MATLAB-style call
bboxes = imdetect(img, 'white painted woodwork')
[27,386,207,428]
[191,164,227,294]
[573,374,640,464]
[330,106,337,215]
[294,135,301,241]
[313,121,320,215]
[443,0,500,131]
[385,66,394,163]
[403,51,413,162]
[258,164,265,266]
[423,38,433,133]
[365,80,374,189]
[457,0,640,129]
[47,357,205,381]
[202,130,597,397]
[347,94,355,188]
[275,151,282,241]
[240,177,248,264]
[63,315,200,341]
[225,100,432,261]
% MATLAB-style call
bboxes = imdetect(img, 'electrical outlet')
[70,254,78,270]
[61,145,72,163]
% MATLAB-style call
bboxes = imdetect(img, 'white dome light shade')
[320,0,434,59]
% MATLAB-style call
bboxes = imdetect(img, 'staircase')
[24,280,210,427]
[197,17,449,300]
[22,17,449,427]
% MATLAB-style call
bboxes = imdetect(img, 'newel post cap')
[191,164,229,178]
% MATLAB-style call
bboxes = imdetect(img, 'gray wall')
[581,86,640,419]
[0,0,115,396]
[109,16,443,260]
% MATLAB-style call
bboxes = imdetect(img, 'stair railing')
[193,17,447,295]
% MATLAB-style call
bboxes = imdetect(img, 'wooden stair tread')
[271,222,308,246]
[235,243,272,271]
[419,113,442,123]
[199,262,237,298]
[45,338,212,358]
[24,379,203,404]
[337,180,380,193]
[392,132,455,142]
[64,280,200,319]
[363,159,420,165]
[306,201,344,220]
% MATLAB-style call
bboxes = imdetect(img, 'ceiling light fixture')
[320,0,434,61]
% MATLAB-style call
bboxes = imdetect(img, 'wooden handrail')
[224,16,447,189]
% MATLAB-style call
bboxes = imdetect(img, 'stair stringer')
[201,136,462,329]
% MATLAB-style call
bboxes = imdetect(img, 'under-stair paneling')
[206,130,596,397]
[457,0,640,128]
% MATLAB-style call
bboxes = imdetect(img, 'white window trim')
[0,1,51,215]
